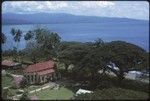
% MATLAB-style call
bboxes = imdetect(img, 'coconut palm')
[24,30,34,41]
[11,28,22,50]
[11,28,22,61]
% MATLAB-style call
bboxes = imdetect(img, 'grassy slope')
[76,87,149,100]
[98,88,149,100]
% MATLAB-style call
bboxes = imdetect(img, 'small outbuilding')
[76,89,93,96]
[125,71,142,80]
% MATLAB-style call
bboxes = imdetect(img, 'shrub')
[20,91,30,100]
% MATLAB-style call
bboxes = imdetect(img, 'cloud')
[2,1,149,20]
[2,1,69,13]
[77,1,114,8]
[2,1,114,13]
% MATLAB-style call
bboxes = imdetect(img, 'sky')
[2,1,149,20]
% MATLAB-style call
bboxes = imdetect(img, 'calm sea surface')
[2,23,149,51]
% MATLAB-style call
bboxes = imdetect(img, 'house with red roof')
[2,60,22,69]
[24,60,59,84]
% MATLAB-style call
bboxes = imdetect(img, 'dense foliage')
[2,27,149,100]
[74,88,149,100]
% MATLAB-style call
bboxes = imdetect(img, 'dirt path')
[12,82,57,99]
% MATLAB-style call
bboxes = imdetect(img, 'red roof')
[24,60,55,73]
[2,60,17,67]
[37,69,55,75]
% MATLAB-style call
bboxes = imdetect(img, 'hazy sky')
[2,1,149,20]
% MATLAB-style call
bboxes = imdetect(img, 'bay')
[2,23,149,51]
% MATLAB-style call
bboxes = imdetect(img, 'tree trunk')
[16,42,19,61]
[65,64,69,73]
[117,71,125,86]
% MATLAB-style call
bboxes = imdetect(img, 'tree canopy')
[98,41,147,82]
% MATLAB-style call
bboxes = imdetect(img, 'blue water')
[2,23,149,51]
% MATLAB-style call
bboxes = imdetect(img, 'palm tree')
[1,33,7,44]
[11,28,22,61]
[24,30,34,42]
[1,33,7,54]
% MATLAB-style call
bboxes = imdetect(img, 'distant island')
[2,13,149,25]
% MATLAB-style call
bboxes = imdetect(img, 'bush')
[97,75,149,93]
[20,78,28,88]
[20,91,30,100]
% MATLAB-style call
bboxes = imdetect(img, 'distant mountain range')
[2,13,148,25]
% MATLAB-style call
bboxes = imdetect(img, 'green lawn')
[30,87,74,100]
[2,75,13,88]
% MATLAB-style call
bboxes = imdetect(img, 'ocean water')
[2,23,149,51]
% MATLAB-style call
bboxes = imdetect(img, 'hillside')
[2,13,148,25]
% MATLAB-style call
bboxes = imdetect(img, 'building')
[24,60,59,84]
[125,71,142,80]
[76,89,93,96]
[2,60,22,69]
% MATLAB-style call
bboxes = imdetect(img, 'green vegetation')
[2,75,13,88]
[2,27,149,100]
[30,87,74,100]
[5,69,24,75]
[75,88,149,100]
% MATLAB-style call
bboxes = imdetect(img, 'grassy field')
[30,87,74,100]
[2,75,13,88]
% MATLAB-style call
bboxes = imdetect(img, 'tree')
[25,40,40,63]
[20,90,30,100]
[102,41,147,83]
[93,38,104,48]
[11,28,22,61]
[11,28,22,51]
[12,47,18,61]
[1,33,7,44]
[58,42,90,75]
[24,27,61,60]
[24,30,34,41]
[34,28,61,59]
[19,77,30,100]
